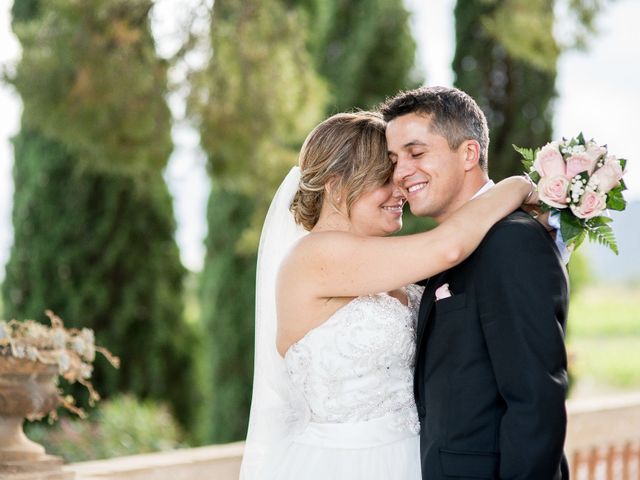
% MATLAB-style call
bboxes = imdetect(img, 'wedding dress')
[263,285,424,480]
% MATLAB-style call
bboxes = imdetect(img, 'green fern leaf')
[586,222,618,255]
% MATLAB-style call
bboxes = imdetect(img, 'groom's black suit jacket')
[415,210,570,480]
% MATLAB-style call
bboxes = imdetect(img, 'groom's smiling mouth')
[406,182,428,195]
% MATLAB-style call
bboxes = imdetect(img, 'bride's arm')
[280,176,534,298]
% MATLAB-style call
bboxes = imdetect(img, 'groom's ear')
[461,140,481,171]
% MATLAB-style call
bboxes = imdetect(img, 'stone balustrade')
[64,442,244,480]
[565,392,640,452]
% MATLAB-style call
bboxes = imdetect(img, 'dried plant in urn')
[0,310,119,476]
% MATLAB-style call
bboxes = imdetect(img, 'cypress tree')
[10,0,172,177]
[452,0,603,180]
[293,0,427,233]
[188,0,326,443]
[294,0,420,112]
[452,0,558,180]
[195,189,257,442]
[190,0,421,442]
[453,1,599,386]
[4,0,200,431]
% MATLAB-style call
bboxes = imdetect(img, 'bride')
[241,111,537,479]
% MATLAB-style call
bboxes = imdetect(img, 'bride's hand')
[518,175,556,238]
[521,205,557,240]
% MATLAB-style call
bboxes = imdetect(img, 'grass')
[568,287,640,337]
[568,284,640,397]
[570,338,640,388]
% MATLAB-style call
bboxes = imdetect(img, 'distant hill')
[582,200,640,282]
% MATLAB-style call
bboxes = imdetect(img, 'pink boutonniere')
[435,283,452,301]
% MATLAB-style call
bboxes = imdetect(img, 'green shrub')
[25,395,185,463]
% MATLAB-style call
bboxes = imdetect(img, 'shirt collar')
[471,179,495,200]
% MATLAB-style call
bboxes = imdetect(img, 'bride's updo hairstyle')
[291,111,393,231]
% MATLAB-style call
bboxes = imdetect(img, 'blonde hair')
[290,112,393,231]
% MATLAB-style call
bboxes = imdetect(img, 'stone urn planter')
[0,312,118,478]
[0,355,74,479]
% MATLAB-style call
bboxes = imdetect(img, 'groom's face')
[386,113,467,222]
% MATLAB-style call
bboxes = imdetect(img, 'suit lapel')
[416,272,446,354]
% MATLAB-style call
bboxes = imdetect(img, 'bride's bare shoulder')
[279,231,357,276]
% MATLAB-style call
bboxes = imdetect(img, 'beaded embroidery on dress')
[263,284,424,480]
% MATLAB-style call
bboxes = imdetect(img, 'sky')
[0,0,639,277]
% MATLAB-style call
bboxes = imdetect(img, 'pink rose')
[585,141,607,163]
[570,191,606,219]
[538,175,570,209]
[533,142,566,177]
[590,155,624,193]
[566,153,598,179]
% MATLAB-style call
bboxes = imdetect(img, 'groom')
[381,86,570,479]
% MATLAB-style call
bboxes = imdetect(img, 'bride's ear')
[325,177,344,207]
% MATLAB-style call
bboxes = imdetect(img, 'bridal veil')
[240,167,309,479]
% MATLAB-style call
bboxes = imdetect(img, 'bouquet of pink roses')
[514,133,627,254]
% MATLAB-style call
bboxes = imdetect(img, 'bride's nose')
[392,186,406,201]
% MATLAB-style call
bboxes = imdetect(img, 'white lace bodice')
[284,284,424,434]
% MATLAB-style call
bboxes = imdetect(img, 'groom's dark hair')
[379,86,490,172]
